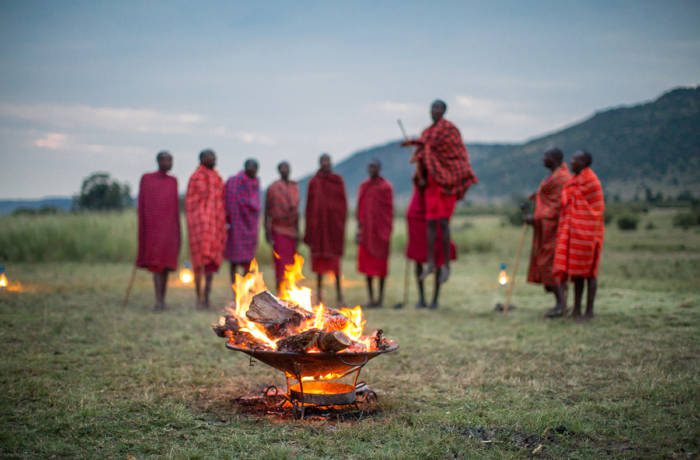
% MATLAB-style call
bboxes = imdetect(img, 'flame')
[0,273,7,289]
[221,254,377,355]
[498,269,508,286]
[179,267,194,284]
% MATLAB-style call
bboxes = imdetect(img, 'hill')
[300,86,700,204]
[0,197,73,215]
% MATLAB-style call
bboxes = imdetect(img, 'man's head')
[543,147,563,170]
[431,99,447,123]
[367,158,381,178]
[319,153,332,173]
[278,161,290,181]
[571,150,592,174]
[156,150,173,172]
[199,149,216,169]
[244,158,259,178]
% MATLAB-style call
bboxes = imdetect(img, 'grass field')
[0,209,698,458]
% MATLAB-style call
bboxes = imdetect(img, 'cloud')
[33,132,67,149]
[31,130,148,157]
[370,100,422,115]
[0,103,205,135]
[210,126,276,146]
[452,95,551,140]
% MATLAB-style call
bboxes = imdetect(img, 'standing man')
[356,159,393,308]
[304,153,347,305]
[405,184,456,309]
[224,159,261,285]
[265,161,299,291]
[137,151,181,311]
[554,151,605,321]
[525,148,572,318]
[401,99,478,284]
[185,149,226,309]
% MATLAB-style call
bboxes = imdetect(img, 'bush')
[645,221,655,230]
[617,214,639,231]
[672,211,700,229]
[604,211,615,225]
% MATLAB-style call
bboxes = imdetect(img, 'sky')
[1,0,699,199]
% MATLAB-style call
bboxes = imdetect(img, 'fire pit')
[212,255,398,418]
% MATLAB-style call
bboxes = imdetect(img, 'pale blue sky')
[1,0,698,198]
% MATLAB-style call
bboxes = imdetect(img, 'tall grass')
[0,212,499,264]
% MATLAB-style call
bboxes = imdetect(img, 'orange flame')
[222,254,375,353]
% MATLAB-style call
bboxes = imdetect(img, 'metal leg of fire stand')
[292,362,305,419]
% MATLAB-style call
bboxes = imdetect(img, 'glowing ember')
[213,255,390,354]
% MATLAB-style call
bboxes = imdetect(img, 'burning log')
[212,315,239,337]
[277,329,320,353]
[317,330,351,353]
[322,310,349,332]
[247,291,312,337]
[231,330,266,349]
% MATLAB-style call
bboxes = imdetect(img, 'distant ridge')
[0,197,73,215]
[299,86,700,204]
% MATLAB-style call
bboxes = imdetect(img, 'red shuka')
[185,165,226,272]
[265,179,300,238]
[304,171,347,274]
[527,163,572,286]
[553,167,605,279]
[405,186,456,267]
[137,171,181,272]
[412,118,478,200]
[356,176,393,277]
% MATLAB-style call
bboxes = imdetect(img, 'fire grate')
[234,381,379,421]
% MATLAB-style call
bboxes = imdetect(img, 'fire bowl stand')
[256,356,377,419]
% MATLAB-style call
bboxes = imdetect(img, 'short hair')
[575,150,593,166]
[277,161,289,170]
[544,147,563,163]
[369,158,381,168]
[319,153,331,162]
[156,150,171,162]
[244,158,258,169]
[432,99,447,113]
[199,149,215,162]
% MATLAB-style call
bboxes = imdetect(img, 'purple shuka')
[224,170,261,263]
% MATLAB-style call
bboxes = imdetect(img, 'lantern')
[179,262,194,284]
[498,263,508,286]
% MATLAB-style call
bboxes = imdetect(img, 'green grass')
[0,209,698,458]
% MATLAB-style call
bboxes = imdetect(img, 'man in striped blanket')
[554,151,605,321]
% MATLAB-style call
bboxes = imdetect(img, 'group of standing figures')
[137,100,604,321]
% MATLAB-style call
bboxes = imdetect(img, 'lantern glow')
[179,263,194,284]
[498,263,508,286]
[0,272,7,289]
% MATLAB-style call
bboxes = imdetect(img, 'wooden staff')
[504,222,528,314]
[395,119,410,309]
[122,264,137,308]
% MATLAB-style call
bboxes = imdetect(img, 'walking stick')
[393,119,411,309]
[504,222,529,314]
[122,264,137,308]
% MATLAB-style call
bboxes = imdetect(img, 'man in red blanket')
[137,151,181,311]
[225,159,261,284]
[554,151,605,321]
[356,159,393,308]
[525,148,572,318]
[304,153,347,305]
[402,99,477,284]
[265,161,299,291]
[185,149,226,309]
[405,184,457,309]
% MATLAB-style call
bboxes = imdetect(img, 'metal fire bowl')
[289,381,356,406]
[225,341,399,378]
